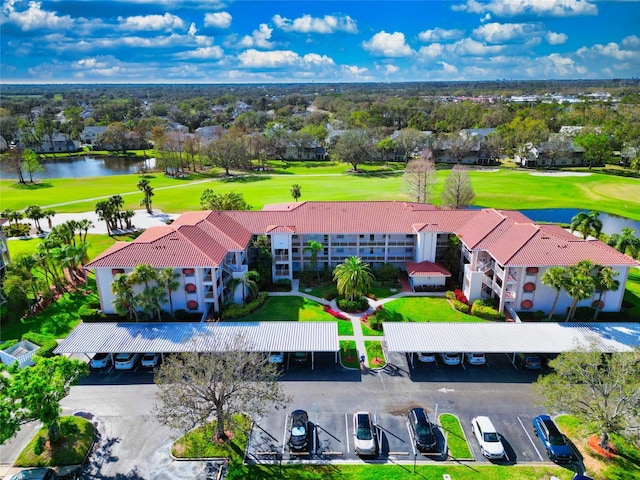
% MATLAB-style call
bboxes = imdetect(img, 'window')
[337,234,344,239]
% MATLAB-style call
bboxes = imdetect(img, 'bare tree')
[441,164,475,208]
[153,335,288,441]
[403,151,437,203]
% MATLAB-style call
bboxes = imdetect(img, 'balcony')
[223,263,248,275]
[274,255,289,262]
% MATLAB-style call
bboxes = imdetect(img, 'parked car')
[516,353,542,370]
[141,352,160,368]
[471,416,505,460]
[114,352,141,370]
[353,411,376,456]
[407,407,437,452]
[269,352,285,364]
[465,352,486,365]
[418,352,436,363]
[89,352,112,369]
[439,352,461,366]
[10,468,56,480]
[293,352,308,364]
[289,409,309,451]
[533,415,573,462]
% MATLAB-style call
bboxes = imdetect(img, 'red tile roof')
[85,202,638,270]
[406,261,451,277]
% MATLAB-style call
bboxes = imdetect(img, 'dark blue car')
[533,415,573,462]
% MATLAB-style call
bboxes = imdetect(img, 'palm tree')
[570,211,603,240]
[290,184,301,202]
[136,285,167,321]
[137,179,154,214]
[240,270,260,302]
[129,263,157,290]
[77,218,94,243]
[43,209,56,229]
[607,227,640,258]
[111,273,138,321]
[25,205,44,232]
[157,267,180,315]
[592,266,620,320]
[332,256,374,301]
[540,267,569,320]
[303,240,323,283]
[564,260,596,322]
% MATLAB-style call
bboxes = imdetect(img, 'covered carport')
[384,322,640,368]
[54,321,339,370]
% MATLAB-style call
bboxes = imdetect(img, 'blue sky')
[1,0,639,84]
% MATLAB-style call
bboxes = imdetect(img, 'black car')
[407,407,437,452]
[289,409,309,451]
[533,414,573,462]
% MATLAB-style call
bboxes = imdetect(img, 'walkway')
[269,279,417,370]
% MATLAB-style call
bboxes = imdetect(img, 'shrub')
[78,304,106,322]
[453,289,468,304]
[471,300,502,320]
[444,290,456,301]
[86,298,101,309]
[337,297,369,313]
[5,223,30,237]
[221,292,269,320]
[0,339,19,351]
[270,279,292,292]
[451,299,470,314]
[323,305,349,320]
[374,263,399,284]
[22,333,58,358]
[33,436,46,455]
[368,315,382,331]
[325,292,338,301]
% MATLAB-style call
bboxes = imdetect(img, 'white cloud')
[454,0,597,17]
[238,24,274,49]
[238,49,300,67]
[448,38,505,56]
[301,53,335,66]
[417,43,444,59]
[5,0,73,31]
[418,28,463,42]
[272,13,357,34]
[528,53,586,77]
[546,31,567,45]
[118,13,186,31]
[175,46,224,60]
[473,23,539,43]
[377,64,399,74]
[362,31,414,57]
[438,61,458,75]
[621,35,640,49]
[204,12,231,29]
[577,42,639,63]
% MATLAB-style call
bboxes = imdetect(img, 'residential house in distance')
[79,126,107,147]
[431,128,497,166]
[17,130,80,154]
[85,202,637,321]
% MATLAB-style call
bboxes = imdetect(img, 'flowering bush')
[323,304,349,320]
[454,289,468,304]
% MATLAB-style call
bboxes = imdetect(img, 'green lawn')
[15,416,95,467]
[172,414,250,459]
[379,297,485,322]
[6,233,135,262]
[360,320,384,337]
[439,413,473,460]
[230,296,354,336]
[365,340,386,368]
[556,415,640,480]
[0,277,98,341]
[339,340,359,369]
[3,164,640,220]
[623,268,640,320]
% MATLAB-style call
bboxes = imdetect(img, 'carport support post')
[413,452,417,473]
[312,351,315,370]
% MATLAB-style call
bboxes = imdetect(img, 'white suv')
[439,352,461,366]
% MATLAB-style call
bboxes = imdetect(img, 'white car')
[418,352,436,363]
[141,352,160,368]
[465,352,486,365]
[114,352,141,370]
[89,353,112,369]
[439,352,461,366]
[353,411,377,456]
[471,416,506,460]
[268,352,284,364]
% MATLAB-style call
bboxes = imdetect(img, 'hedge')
[21,333,58,358]
[221,292,269,320]
[0,339,19,351]
[337,297,369,313]
[471,300,502,320]
[78,304,107,322]
[450,299,470,314]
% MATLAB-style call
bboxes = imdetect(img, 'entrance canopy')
[54,321,339,354]
[384,322,640,354]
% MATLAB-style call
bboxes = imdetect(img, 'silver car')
[353,411,376,456]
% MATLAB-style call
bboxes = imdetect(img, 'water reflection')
[0,156,155,179]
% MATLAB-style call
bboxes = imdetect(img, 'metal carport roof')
[384,322,640,354]
[54,321,339,354]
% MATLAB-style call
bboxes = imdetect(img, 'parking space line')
[406,420,416,456]
[518,415,544,461]
[282,413,289,455]
[345,413,350,454]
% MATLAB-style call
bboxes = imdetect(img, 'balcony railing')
[274,255,289,262]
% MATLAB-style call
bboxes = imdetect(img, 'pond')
[519,208,640,236]
[0,156,156,179]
